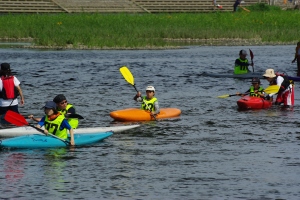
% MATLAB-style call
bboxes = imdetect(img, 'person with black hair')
[0,63,25,116]
[237,78,265,97]
[234,50,253,74]
[29,94,78,129]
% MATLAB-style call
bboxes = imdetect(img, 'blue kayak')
[0,131,113,149]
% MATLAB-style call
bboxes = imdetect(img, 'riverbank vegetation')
[0,3,299,49]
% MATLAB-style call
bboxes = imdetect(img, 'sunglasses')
[59,100,67,105]
[146,90,154,93]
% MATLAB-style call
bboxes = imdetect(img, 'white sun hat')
[146,86,155,92]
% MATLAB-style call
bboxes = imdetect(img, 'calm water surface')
[0,46,300,199]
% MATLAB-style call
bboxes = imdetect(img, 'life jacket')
[44,114,68,139]
[274,73,293,93]
[57,103,78,129]
[234,58,249,74]
[141,97,157,111]
[0,76,19,99]
[249,86,264,97]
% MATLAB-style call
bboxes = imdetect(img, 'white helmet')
[146,85,155,92]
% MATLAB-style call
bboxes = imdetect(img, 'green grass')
[0,4,299,48]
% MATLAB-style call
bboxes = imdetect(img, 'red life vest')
[1,76,19,99]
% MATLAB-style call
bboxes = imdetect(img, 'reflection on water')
[0,46,300,199]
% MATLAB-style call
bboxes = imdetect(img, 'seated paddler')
[134,85,160,116]
[237,77,265,98]
[234,50,253,74]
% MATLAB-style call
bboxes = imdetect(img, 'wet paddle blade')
[218,94,230,98]
[264,85,280,94]
[249,49,254,60]
[65,113,84,119]
[120,66,134,86]
[4,110,29,126]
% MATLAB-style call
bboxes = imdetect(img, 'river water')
[0,45,299,199]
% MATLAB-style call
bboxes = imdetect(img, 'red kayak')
[237,96,272,109]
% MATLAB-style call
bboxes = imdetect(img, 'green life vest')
[249,86,264,97]
[141,97,157,111]
[44,115,68,139]
[58,103,78,129]
[234,58,249,74]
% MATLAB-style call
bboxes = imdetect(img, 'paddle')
[249,49,254,72]
[119,66,158,121]
[218,85,279,98]
[240,5,250,12]
[218,93,248,98]
[4,110,70,145]
[264,85,280,94]
[65,113,84,119]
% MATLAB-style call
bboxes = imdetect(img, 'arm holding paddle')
[134,90,160,115]
[120,66,159,121]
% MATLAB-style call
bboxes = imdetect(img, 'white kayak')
[0,124,140,138]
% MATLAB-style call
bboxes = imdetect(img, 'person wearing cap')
[234,50,253,75]
[35,101,75,145]
[0,63,25,116]
[292,41,300,76]
[263,69,294,107]
[134,85,160,115]
[29,94,78,129]
[237,77,265,97]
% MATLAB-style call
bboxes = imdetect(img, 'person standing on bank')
[233,0,242,12]
[29,94,78,129]
[263,69,294,107]
[0,63,25,115]
[234,50,253,74]
[292,41,300,76]
[134,86,160,115]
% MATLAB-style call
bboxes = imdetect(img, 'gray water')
[0,45,300,200]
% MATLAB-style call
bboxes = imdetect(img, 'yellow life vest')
[141,97,157,111]
[58,103,78,129]
[44,115,68,139]
[234,58,249,74]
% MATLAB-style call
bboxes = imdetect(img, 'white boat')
[0,124,140,138]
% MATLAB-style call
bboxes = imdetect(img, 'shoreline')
[0,38,297,50]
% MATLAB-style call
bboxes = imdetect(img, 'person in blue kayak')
[263,69,294,107]
[29,94,79,129]
[134,85,160,115]
[36,101,75,146]
[237,77,265,97]
[234,50,253,74]
[53,94,78,129]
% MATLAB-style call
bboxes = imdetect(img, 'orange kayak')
[110,108,181,121]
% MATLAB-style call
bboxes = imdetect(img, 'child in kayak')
[237,77,265,98]
[36,101,75,145]
[134,85,160,115]
[234,50,253,74]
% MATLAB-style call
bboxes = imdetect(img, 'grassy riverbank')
[0,4,299,49]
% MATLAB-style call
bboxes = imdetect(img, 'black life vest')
[0,76,19,99]
[272,74,291,93]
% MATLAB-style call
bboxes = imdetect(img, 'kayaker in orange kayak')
[237,77,265,97]
[134,85,160,115]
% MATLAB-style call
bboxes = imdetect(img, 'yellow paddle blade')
[120,66,134,85]
[218,94,230,98]
[264,85,280,94]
